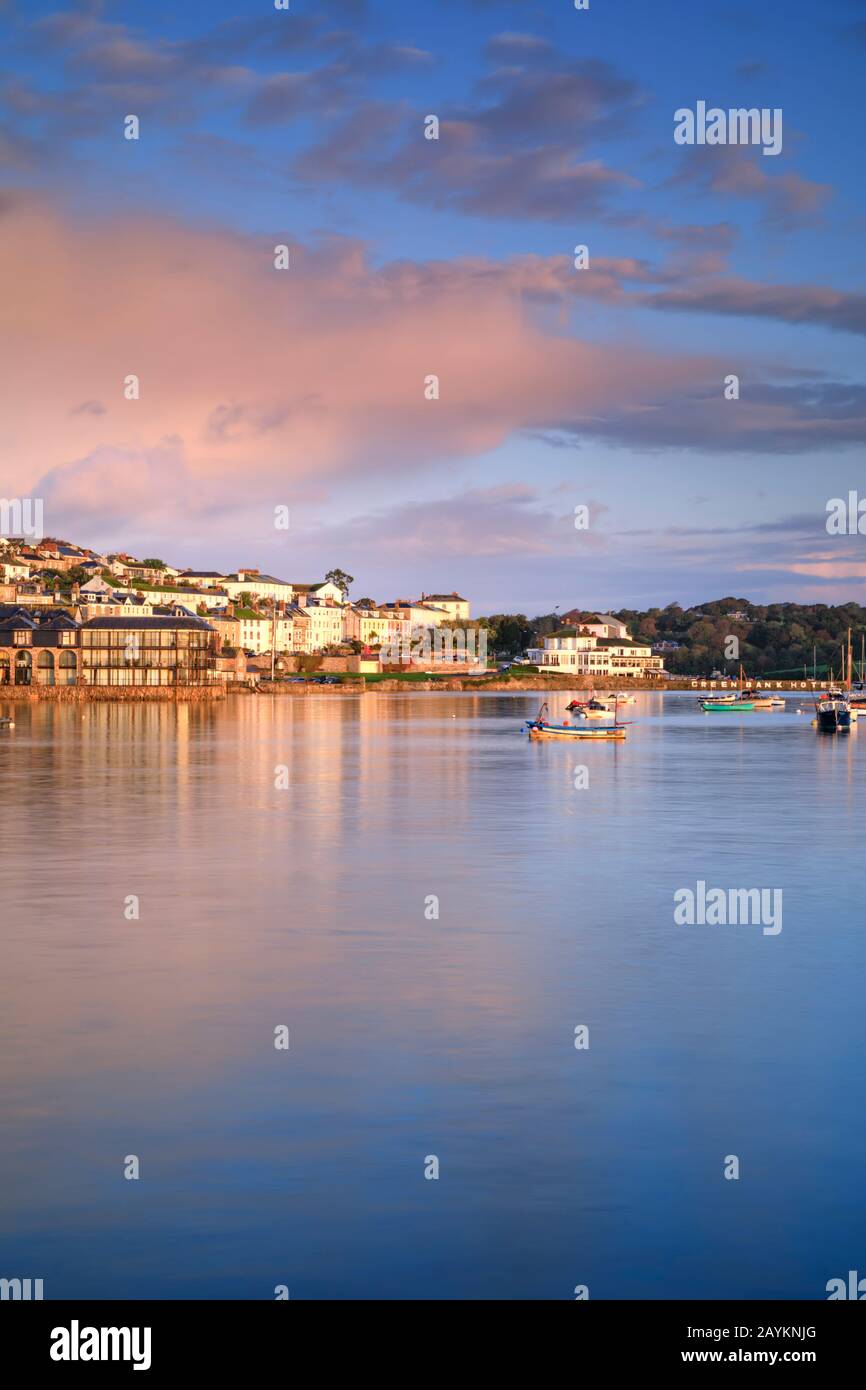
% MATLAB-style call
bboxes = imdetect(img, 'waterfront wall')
[1,676,833,702]
[0,684,226,703]
[237,675,834,695]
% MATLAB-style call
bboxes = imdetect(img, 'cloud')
[294,55,646,222]
[336,484,609,562]
[298,107,638,223]
[483,33,556,65]
[641,276,866,335]
[2,193,862,545]
[471,58,646,146]
[36,441,198,535]
[668,146,831,227]
[5,3,406,158]
[546,378,866,454]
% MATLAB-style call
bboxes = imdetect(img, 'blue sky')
[1,0,865,613]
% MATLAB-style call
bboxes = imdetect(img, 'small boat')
[525,720,626,740]
[605,692,636,705]
[740,688,782,709]
[525,701,627,740]
[701,698,755,712]
[697,690,739,705]
[565,696,611,719]
[0,716,15,730]
[585,697,614,718]
[815,694,851,733]
[815,631,856,732]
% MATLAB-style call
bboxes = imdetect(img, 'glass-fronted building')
[79,616,217,687]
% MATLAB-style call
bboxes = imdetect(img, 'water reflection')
[1,692,864,1298]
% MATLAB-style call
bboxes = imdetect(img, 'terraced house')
[0,606,79,686]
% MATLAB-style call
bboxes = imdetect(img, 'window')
[13,629,31,645]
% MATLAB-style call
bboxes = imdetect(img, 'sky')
[1,0,865,615]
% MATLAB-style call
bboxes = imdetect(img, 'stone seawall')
[233,675,834,695]
[0,684,226,703]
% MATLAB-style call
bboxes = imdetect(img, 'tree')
[142,558,166,570]
[485,614,534,654]
[325,568,354,599]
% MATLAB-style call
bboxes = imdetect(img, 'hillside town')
[0,535,669,689]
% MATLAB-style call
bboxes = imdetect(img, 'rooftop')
[228,572,292,586]
[81,615,214,631]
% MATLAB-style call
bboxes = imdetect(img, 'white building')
[527,621,665,678]
[221,570,295,603]
[301,600,345,651]
[1,559,30,582]
[417,592,470,622]
[344,605,390,647]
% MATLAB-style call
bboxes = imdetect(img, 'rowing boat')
[525,720,626,740]
[525,700,628,740]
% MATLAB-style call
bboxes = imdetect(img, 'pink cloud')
[1,192,857,542]
[0,192,716,521]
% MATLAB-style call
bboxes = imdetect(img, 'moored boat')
[815,630,856,732]
[565,696,611,718]
[701,698,755,712]
[0,716,15,729]
[739,688,782,709]
[815,694,851,733]
[583,699,613,718]
[525,701,628,740]
[525,720,626,740]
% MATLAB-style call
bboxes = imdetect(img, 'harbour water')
[1,691,864,1299]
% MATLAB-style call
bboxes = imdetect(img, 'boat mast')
[847,627,852,691]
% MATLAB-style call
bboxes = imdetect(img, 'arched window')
[36,650,56,686]
[59,650,77,686]
[14,650,32,685]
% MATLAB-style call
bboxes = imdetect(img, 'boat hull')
[525,721,625,740]
[816,707,851,732]
[701,701,755,712]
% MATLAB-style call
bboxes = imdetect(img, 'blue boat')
[524,702,627,741]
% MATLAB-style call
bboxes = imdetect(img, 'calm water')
[1,691,864,1300]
